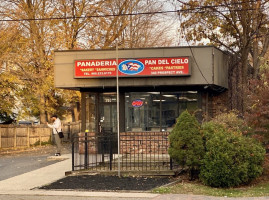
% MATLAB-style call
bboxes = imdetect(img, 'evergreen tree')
[168,110,204,179]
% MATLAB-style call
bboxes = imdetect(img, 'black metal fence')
[71,132,117,171]
[71,132,174,172]
[120,132,173,171]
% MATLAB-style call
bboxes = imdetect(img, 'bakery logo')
[118,60,144,75]
[132,99,144,107]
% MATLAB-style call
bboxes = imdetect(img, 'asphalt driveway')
[0,154,60,181]
[0,143,71,181]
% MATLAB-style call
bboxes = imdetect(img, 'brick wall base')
[120,132,169,154]
[78,132,170,155]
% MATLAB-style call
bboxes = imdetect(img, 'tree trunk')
[253,38,260,79]
[240,47,250,114]
[39,94,47,124]
[73,102,80,122]
[228,55,244,114]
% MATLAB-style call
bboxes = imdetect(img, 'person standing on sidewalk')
[47,115,62,156]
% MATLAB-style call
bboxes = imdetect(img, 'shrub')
[200,122,265,188]
[246,70,269,150]
[201,121,226,142]
[210,111,249,134]
[168,110,204,179]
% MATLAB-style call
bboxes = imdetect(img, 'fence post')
[72,134,75,171]
[39,128,41,146]
[109,135,113,170]
[14,128,17,148]
[27,126,30,147]
[68,122,71,140]
[84,130,88,169]
[170,158,173,170]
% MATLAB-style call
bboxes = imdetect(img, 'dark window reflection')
[125,91,198,132]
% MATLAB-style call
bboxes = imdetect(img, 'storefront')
[54,46,228,153]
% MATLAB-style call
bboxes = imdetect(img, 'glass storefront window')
[85,94,96,132]
[85,91,199,133]
[162,91,198,131]
[125,91,198,132]
[125,92,161,132]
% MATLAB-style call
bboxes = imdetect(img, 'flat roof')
[54,45,230,55]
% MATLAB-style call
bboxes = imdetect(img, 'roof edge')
[54,45,231,55]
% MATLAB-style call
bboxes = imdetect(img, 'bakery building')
[54,46,228,164]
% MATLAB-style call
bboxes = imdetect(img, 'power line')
[0,10,176,22]
[185,37,229,92]
[174,4,210,85]
[0,6,265,22]
[178,0,267,7]
[185,39,210,85]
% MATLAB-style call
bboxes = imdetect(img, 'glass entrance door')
[98,93,117,153]
[99,103,117,134]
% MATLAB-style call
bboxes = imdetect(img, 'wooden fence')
[0,125,51,148]
[0,121,81,149]
[62,121,82,141]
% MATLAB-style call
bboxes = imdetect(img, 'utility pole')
[116,41,120,177]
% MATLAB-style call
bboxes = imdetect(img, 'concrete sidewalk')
[0,191,269,200]
[0,155,268,200]
[0,154,71,191]
[0,153,158,199]
[0,190,158,199]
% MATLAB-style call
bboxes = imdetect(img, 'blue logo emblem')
[118,60,144,75]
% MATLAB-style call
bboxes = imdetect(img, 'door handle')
[99,122,102,133]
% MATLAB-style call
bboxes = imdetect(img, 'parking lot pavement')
[0,154,61,181]
[0,154,71,191]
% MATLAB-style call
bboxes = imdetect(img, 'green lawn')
[153,180,269,197]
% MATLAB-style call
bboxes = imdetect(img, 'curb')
[0,190,159,198]
[47,156,69,161]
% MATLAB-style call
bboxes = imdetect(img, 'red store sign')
[74,57,191,78]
